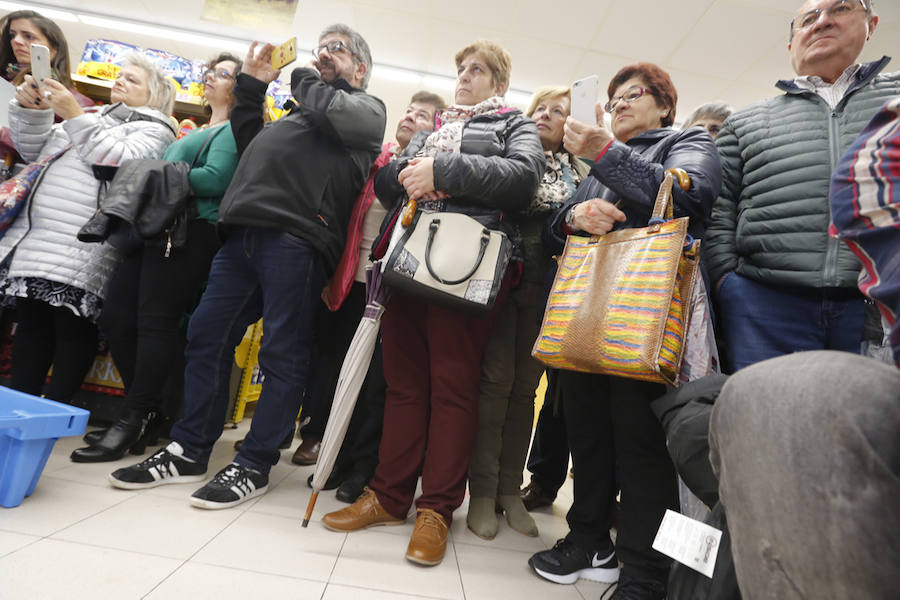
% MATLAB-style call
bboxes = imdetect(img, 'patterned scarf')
[525,151,582,216]
[419,95,510,157]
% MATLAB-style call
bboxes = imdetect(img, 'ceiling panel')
[590,0,714,64]
[667,0,789,80]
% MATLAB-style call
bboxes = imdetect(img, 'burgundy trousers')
[370,277,511,524]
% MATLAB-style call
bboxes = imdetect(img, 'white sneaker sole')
[532,564,620,585]
[108,472,207,490]
[189,484,269,510]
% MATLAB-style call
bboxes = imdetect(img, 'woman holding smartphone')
[527,63,721,598]
[0,10,92,170]
[0,54,176,410]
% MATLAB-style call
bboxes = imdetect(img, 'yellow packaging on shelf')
[231,319,264,423]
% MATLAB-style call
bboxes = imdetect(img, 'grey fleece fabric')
[709,351,900,600]
[705,58,900,288]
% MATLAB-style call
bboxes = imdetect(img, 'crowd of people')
[0,0,897,598]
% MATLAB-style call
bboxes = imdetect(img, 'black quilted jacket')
[544,127,721,255]
[373,109,545,259]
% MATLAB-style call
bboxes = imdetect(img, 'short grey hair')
[123,53,176,116]
[683,102,733,129]
[319,23,373,89]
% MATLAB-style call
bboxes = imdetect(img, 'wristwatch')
[565,205,577,230]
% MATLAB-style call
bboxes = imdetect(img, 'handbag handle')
[424,217,490,285]
[648,167,691,231]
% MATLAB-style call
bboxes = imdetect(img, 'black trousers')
[560,369,677,581]
[99,220,220,415]
[11,298,98,402]
[525,368,570,497]
[301,282,366,437]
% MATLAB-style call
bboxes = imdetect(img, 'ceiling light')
[0,1,77,22]
[373,65,423,85]
[77,15,249,54]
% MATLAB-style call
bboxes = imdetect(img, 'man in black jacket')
[110,24,387,510]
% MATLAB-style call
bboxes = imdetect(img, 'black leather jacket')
[78,159,192,244]
[544,127,721,255]
[373,109,545,258]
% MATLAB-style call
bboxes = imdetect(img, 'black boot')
[83,428,108,445]
[70,409,148,463]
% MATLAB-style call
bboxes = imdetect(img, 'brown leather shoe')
[321,487,405,532]
[405,509,448,566]
[520,480,555,512]
[291,435,321,465]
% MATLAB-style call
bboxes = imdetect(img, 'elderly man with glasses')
[108,24,386,510]
[705,0,900,372]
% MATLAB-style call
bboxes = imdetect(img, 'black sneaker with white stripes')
[108,442,207,490]
[529,538,619,584]
[189,462,269,510]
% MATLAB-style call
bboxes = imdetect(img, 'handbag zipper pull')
[165,233,172,258]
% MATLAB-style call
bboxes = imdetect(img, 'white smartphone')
[30,43,51,83]
[570,75,599,124]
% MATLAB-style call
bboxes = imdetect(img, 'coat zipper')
[823,107,842,286]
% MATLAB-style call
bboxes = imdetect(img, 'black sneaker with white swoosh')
[529,538,620,584]
[189,462,269,510]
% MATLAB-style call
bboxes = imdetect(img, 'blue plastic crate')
[0,387,89,508]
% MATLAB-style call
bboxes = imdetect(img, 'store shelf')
[71,74,208,121]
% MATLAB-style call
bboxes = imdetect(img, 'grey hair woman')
[683,102,733,139]
[3,51,177,407]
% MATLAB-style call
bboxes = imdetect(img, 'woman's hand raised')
[563,102,614,159]
[14,74,43,109]
[41,79,84,120]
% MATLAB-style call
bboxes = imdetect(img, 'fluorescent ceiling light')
[506,90,533,106]
[422,74,456,92]
[78,15,248,53]
[373,65,423,85]
[0,1,77,22]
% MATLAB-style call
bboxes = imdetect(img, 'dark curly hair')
[607,62,677,127]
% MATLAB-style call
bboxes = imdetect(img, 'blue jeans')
[169,226,325,473]
[716,272,865,371]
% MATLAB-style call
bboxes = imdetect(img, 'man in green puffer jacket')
[704,0,900,371]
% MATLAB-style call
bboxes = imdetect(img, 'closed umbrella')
[302,264,389,527]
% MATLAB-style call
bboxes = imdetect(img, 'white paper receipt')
[652,509,722,578]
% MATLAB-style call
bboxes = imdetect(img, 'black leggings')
[100,220,220,415]
[11,299,99,402]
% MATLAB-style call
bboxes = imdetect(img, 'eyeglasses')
[604,86,651,113]
[312,40,357,60]
[791,0,866,32]
[203,68,234,84]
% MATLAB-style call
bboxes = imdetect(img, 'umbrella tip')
[301,518,310,528]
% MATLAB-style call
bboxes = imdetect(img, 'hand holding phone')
[271,37,297,70]
[30,44,51,84]
[570,75,599,125]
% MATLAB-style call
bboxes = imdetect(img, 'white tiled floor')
[0,426,614,600]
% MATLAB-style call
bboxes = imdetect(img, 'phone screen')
[570,75,599,124]
[30,44,51,83]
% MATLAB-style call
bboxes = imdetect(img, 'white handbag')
[382,210,511,314]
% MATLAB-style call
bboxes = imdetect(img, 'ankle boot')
[70,409,148,463]
[466,496,500,540]
[498,494,539,537]
[83,428,108,445]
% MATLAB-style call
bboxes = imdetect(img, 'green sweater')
[162,122,238,223]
